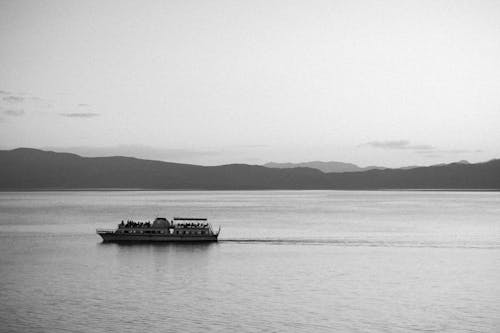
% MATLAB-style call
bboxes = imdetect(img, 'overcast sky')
[1,0,499,167]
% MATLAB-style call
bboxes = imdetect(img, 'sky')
[1,0,499,167]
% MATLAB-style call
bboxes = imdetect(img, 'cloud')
[231,144,269,149]
[416,149,482,157]
[416,153,442,159]
[60,112,100,118]
[0,91,52,109]
[3,109,25,117]
[448,149,482,154]
[3,96,25,104]
[29,96,53,108]
[363,140,434,151]
[362,140,483,160]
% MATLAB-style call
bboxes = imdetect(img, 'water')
[0,191,499,332]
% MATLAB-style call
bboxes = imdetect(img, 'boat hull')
[98,232,218,243]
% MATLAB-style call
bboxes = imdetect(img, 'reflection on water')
[1,191,500,332]
[100,241,218,249]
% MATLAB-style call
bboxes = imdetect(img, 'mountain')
[266,160,472,173]
[1,148,499,190]
[324,161,500,189]
[0,148,328,190]
[264,161,384,173]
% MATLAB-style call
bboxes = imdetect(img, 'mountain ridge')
[264,160,472,173]
[1,148,499,190]
[264,161,385,173]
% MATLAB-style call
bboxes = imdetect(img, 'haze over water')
[1,191,499,332]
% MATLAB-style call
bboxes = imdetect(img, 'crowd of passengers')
[118,220,208,229]
[176,223,209,229]
[118,220,152,228]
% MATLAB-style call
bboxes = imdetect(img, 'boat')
[96,217,220,242]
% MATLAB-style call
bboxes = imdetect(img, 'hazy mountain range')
[264,161,385,173]
[0,148,498,190]
[264,160,470,173]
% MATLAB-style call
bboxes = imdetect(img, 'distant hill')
[324,161,499,190]
[0,148,327,190]
[264,161,384,173]
[265,160,472,173]
[1,148,499,190]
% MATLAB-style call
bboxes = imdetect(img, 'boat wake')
[220,238,500,249]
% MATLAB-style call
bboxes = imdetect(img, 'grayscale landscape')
[1,0,499,332]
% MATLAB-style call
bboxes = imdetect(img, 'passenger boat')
[96,217,220,242]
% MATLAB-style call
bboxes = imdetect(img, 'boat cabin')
[114,217,215,236]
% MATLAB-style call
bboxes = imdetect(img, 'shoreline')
[1,188,499,192]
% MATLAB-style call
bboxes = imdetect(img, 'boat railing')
[96,228,116,233]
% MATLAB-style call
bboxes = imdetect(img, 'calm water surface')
[0,191,499,332]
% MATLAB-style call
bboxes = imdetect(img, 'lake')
[0,191,499,332]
